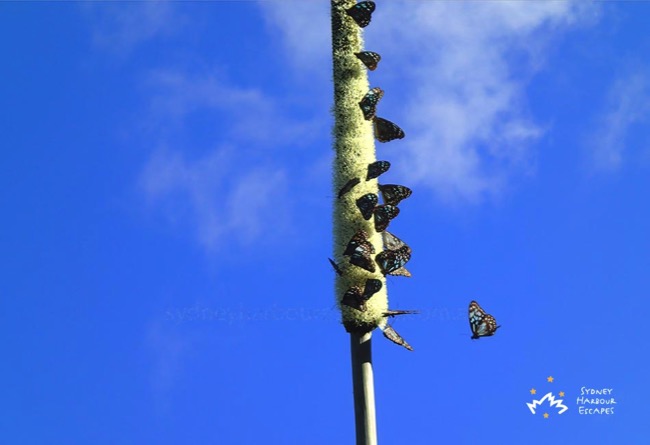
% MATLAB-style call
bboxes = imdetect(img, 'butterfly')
[346,1,375,28]
[341,286,367,312]
[338,177,361,199]
[328,258,344,276]
[373,204,400,232]
[376,245,411,276]
[342,279,382,312]
[468,300,501,339]
[355,51,381,71]
[343,230,376,273]
[379,184,412,206]
[373,117,405,143]
[356,193,378,220]
[381,232,412,277]
[383,309,419,317]
[367,160,390,181]
[359,87,384,121]
[363,278,382,299]
[381,324,413,351]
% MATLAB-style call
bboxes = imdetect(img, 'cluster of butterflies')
[334,2,502,346]
[343,2,405,143]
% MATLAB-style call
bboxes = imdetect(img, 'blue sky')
[1,1,649,444]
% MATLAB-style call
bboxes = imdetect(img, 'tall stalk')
[330,2,387,444]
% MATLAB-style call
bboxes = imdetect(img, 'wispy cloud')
[145,320,190,414]
[262,1,599,202]
[144,68,319,146]
[140,147,290,250]
[84,1,182,55]
[589,72,650,172]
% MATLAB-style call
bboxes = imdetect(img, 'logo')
[526,376,569,419]
[576,387,616,415]
[526,376,617,418]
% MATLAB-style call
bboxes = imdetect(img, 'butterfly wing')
[381,231,405,250]
[342,286,367,311]
[469,300,499,339]
[356,193,378,220]
[362,278,382,299]
[343,231,376,272]
[367,160,391,180]
[373,117,405,143]
[373,204,400,232]
[376,245,411,275]
[338,177,361,199]
[379,184,412,206]
[359,87,384,120]
[343,230,374,256]
[388,266,412,277]
[346,1,375,28]
[328,258,344,276]
[355,51,381,71]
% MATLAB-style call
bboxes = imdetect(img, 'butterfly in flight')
[355,51,381,71]
[373,117,405,143]
[346,1,375,28]
[359,87,384,121]
[468,300,500,339]
[338,177,361,199]
[343,230,376,273]
[376,245,411,276]
[379,184,412,207]
[367,160,390,180]
[373,204,400,232]
[356,193,378,220]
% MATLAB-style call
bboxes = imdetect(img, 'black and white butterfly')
[373,204,400,232]
[355,51,381,71]
[341,286,367,311]
[363,278,382,300]
[381,324,413,351]
[379,184,412,207]
[343,230,376,273]
[373,117,405,143]
[346,1,375,28]
[338,177,361,199]
[356,193,378,220]
[381,232,412,277]
[367,160,390,181]
[468,300,500,339]
[376,245,411,276]
[359,87,384,120]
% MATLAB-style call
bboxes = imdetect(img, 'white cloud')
[136,67,329,251]
[261,1,599,202]
[589,72,650,172]
[84,1,181,55]
[140,147,290,250]
[145,68,320,147]
[260,2,331,71]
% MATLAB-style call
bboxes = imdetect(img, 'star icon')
[547,376,554,383]
[559,391,565,397]
[530,388,537,395]
[543,413,549,419]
